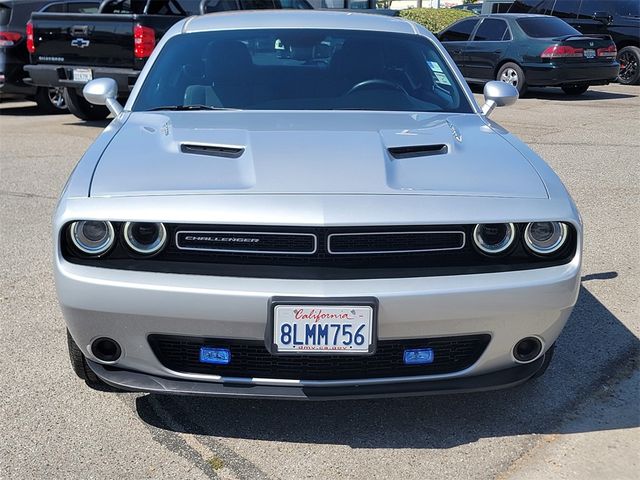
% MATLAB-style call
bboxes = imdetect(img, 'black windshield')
[133,29,472,113]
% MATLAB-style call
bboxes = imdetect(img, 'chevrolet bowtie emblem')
[71,38,90,48]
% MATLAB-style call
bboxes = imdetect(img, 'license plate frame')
[72,68,93,83]
[266,297,378,355]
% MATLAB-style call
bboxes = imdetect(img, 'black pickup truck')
[24,0,312,119]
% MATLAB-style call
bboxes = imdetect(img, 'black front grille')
[62,223,577,279]
[148,334,491,381]
[328,231,464,254]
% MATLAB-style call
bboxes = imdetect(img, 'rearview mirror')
[481,81,518,117]
[83,78,123,116]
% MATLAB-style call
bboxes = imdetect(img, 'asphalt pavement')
[1,84,638,479]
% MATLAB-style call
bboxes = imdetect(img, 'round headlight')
[473,223,516,254]
[70,220,114,255]
[525,222,568,254]
[123,222,166,254]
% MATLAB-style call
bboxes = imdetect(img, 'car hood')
[90,111,548,199]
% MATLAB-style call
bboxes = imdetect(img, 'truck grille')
[148,334,491,381]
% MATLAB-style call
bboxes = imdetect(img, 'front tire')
[561,84,589,95]
[617,46,640,85]
[497,62,527,95]
[34,87,67,114]
[63,87,110,121]
[67,330,118,390]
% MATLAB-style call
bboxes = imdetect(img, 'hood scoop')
[180,143,245,159]
[388,144,448,159]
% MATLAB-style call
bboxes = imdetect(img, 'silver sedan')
[55,11,581,399]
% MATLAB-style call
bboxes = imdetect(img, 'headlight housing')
[123,222,167,255]
[70,220,115,255]
[472,223,516,254]
[524,222,568,255]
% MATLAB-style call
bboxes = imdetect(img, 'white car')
[55,11,581,399]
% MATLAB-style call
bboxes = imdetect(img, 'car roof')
[184,10,418,35]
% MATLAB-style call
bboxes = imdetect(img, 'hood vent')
[180,143,245,159]
[388,144,448,159]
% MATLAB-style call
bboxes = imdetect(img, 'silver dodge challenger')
[55,10,582,399]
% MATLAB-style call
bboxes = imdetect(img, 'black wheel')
[530,344,555,380]
[561,84,589,95]
[63,87,110,121]
[34,87,67,114]
[617,46,640,85]
[67,330,118,390]
[497,62,527,95]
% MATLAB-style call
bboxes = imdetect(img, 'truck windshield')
[132,29,472,113]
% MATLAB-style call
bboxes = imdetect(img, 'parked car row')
[0,0,635,119]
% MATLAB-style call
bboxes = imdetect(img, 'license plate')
[584,49,596,59]
[273,305,373,354]
[72,68,92,83]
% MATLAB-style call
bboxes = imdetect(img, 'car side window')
[472,19,510,41]
[439,18,480,42]
[508,0,555,14]
[67,2,100,13]
[551,0,581,18]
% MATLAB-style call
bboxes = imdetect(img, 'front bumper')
[58,249,581,397]
[24,64,139,94]
[522,61,620,87]
[88,356,547,400]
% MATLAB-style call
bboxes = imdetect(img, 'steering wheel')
[345,79,408,96]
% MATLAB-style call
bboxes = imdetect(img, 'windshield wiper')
[146,105,238,111]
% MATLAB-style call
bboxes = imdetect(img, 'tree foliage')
[399,8,475,33]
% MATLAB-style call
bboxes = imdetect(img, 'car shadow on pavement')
[0,104,43,116]
[135,277,639,449]
[523,88,637,101]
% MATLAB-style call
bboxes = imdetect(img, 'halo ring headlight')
[70,220,115,255]
[473,223,516,255]
[123,222,167,255]
[525,222,568,255]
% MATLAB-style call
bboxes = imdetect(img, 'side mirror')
[481,81,518,117]
[592,11,612,24]
[83,77,123,116]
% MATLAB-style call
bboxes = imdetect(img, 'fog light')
[200,347,231,365]
[403,348,434,365]
[70,220,115,255]
[473,223,516,254]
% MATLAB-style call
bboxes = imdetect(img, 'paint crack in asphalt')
[121,394,272,480]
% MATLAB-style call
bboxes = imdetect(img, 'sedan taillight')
[0,31,22,47]
[541,45,584,59]
[25,21,35,53]
[597,44,617,58]
[133,24,155,59]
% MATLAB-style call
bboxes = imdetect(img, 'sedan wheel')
[497,62,527,95]
[500,68,519,86]
[48,87,66,109]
